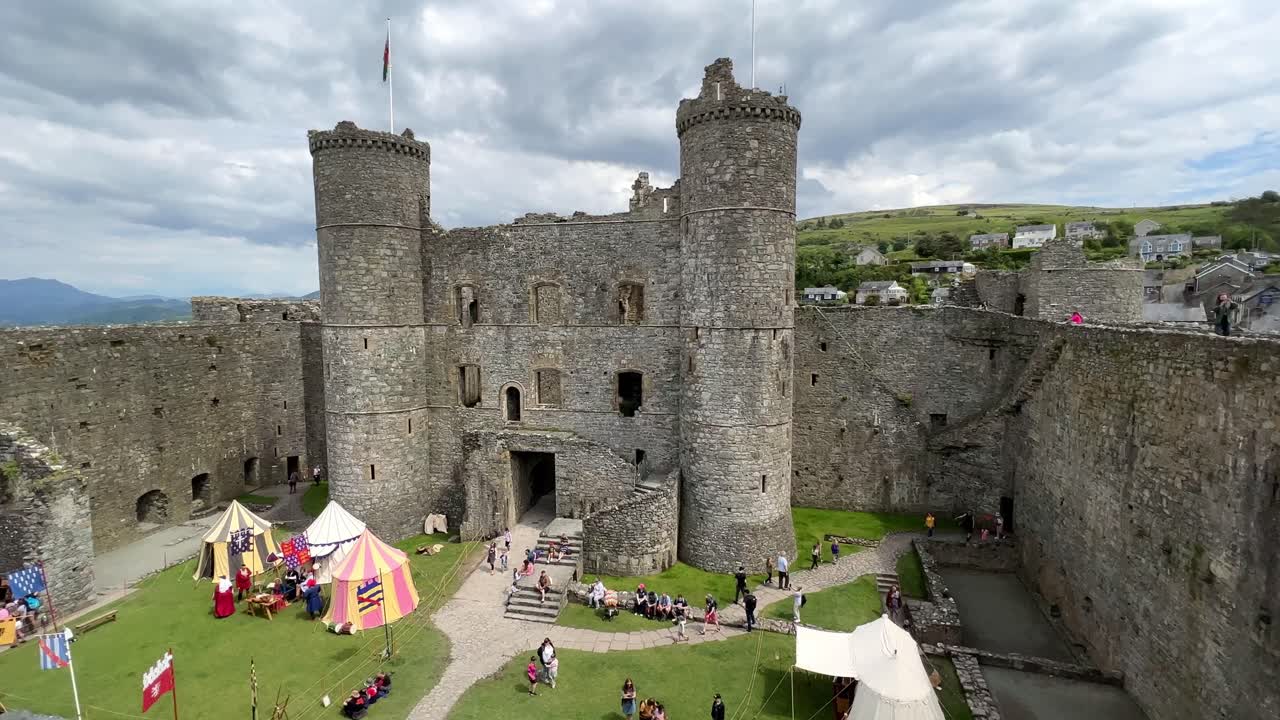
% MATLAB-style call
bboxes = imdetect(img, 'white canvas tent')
[795,615,945,720]
[304,500,367,584]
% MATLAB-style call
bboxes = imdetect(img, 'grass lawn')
[587,562,767,610]
[236,492,278,507]
[557,602,662,633]
[765,575,882,631]
[929,656,974,720]
[449,632,972,720]
[0,533,481,720]
[896,546,927,599]
[301,480,329,517]
[792,507,943,563]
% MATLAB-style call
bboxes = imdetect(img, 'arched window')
[505,386,522,422]
[136,489,171,524]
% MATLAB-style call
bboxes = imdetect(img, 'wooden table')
[245,595,286,620]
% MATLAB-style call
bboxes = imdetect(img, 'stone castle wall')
[1009,327,1280,720]
[0,423,95,613]
[191,297,320,323]
[0,321,316,551]
[582,471,679,577]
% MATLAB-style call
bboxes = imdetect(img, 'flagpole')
[66,640,84,720]
[37,561,61,631]
[750,0,756,89]
[250,657,258,720]
[170,648,180,720]
[387,17,395,132]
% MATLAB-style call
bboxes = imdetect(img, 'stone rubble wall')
[190,297,320,323]
[0,423,95,612]
[0,322,318,551]
[909,540,962,646]
[581,470,679,577]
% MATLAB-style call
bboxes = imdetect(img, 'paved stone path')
[408,529,918,720]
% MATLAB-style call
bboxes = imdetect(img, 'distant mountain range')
[0,279,319,327]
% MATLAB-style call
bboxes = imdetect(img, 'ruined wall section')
[677,58,800,571]
[792,306,1037,512]
[1012,328,1280,720]
[1022,239,1143,324]
[0,423,95,612]
[0,323,309,551]
[310,122,431,542]
[422,205,684,531]
[582,470,679,576]
[191,297,321,323]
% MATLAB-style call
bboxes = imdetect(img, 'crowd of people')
[617,677,726,720]
[0,577,47,644]
[339,673,392,718]
[212,563,323,620]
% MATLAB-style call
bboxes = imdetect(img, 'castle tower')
[676,59,801,571]
[308,122,431,539]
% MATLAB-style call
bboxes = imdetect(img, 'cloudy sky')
[1,0,1277,297]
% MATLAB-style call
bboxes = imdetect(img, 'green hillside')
[796,196,1280,294]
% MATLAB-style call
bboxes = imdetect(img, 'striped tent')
[324,529,419,631]
[192,500,282,581]
[304,500,367,584]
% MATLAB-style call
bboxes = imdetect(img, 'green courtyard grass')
[586,562,767,610]
[931,656,974,720]
[235,492,278,507]
[896,546,927,599]
[0,532,481,720]
[557,602,659,632]
[301,480,329,517]
[792,507,943,563]
[765,575,882,630]
[449,632,972,720]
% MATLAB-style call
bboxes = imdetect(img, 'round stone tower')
[676,59,801,572]
[309,121,431,540]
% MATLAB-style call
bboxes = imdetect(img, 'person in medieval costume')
[213,575,236,618]
[235,565,253,601]
[304,582,325,619]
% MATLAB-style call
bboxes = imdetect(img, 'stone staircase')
[875,572,899,607]
[633,478,663,496]
[502,519,583,624]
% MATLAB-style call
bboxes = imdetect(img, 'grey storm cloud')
[0,0,1277,297]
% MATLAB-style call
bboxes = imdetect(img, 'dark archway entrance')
[243,457,258,486]
[136,489,170,525]
[1000,495,1014,533]
[190,473,212,515]
[511,451,555,514]
[505,386,522,421]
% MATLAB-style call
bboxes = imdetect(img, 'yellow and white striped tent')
[192,500,281,581]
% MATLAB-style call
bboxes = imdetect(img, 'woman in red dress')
[235,566,253,601]
[213,576,236,618]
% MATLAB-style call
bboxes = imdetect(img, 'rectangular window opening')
[761,474,767,493]
[635,449,646,466]
[930,413,948,430]
[535,369,562,408]
[819,341,828,352]
[458,365,482,407]
[370,464,376,481]
[277,424,282,436]
[618,284,645,324]
[811,373,819,386]
[618,371,643,417]
[363,337,368,350]
[408,418,413,435]
[988,347,997,361]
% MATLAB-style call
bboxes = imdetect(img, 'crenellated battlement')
[307,121,430,161]
[675,58,801,137]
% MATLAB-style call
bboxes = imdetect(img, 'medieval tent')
[192,500,282,581]
[795,615,945,720]
[304,500,367,584]
[324,529,419,631]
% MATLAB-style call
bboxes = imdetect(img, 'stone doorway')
[510,451,555,516]
[190,473,212,515]
[136,489,170,526]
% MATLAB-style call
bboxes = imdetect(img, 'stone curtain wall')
[791,306,1038,512]
[582,470,679,577]
[1011,328,1280,720]
[0,423,95,612]
[191,297,321,323]
[0,323,312,551]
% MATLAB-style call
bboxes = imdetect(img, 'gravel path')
[408,526,918,720]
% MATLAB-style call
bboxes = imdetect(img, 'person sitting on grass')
[341,690,367,719]
[537,570,553,603]
[644,590,659,619]
[362,679,379,705]
[673,594,688,621]
[655,593,672,621]
[375,672,392,697]
[634,584,649,615]
[589,578,606,608]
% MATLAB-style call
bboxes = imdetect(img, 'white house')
[801,286,847,303]
[855,281,908,305]
[1013,224,1057,249]
[1134,219,1161,237]
[853,246,889,266]
[931,287,951,305]
[1065,221,1103,240]
[1130,233,1193,262]
[969,232,1008,249]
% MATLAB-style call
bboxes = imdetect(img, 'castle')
[1,59,1277,720]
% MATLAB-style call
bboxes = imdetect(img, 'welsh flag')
[141,652,175,712]
[382,31,390,82]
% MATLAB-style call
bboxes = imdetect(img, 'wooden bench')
[74,610,117,635]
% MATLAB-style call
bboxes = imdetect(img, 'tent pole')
[790,666,794,720]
